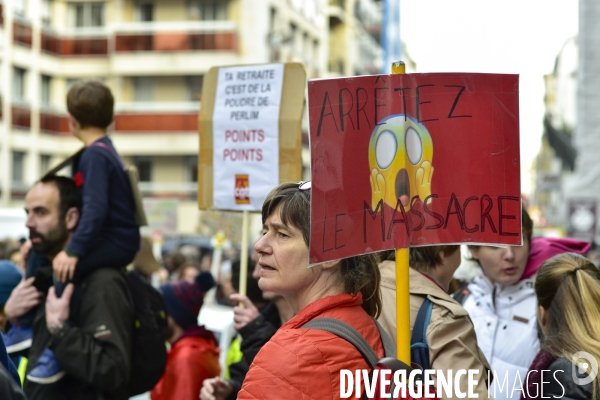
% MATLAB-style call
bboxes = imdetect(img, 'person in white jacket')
[460,208,591,400]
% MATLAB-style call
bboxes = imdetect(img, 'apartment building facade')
[0,0,382,236]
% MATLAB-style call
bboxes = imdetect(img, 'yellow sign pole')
[391,60,406,74]
[391,60,410,364]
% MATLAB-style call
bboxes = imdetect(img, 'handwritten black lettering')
[339,88,355,132]
[335,214,346,249]
[498,196,520,237]
[374,87,389,125]
[463,196,479,233]
[316,91,338,137]
[364,200,385,243]
[443,193,466,230]
[445,85,472,118]
[409,196,426,231]
[424,195,444,229]
[387,198,410,239]
[356,88,371,130]
[394,88,411,121]
[416,84,439,123]
[480,195,497,233]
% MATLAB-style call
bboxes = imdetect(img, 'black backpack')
[125,270,168,396]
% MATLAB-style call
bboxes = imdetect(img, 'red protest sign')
[308,73,521,264]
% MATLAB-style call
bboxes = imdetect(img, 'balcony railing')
[13,21,32,47]
[10,181,30,200]
[35,21,237,57]
[40,110,70,135]
[114,112,198,132]
[12,105,31,129]
[115,31,236,52]
[41,30,108,56]
[114,21,237,52]
[4,103,197,134]
[116,102,200,113]
[114,102,199,132]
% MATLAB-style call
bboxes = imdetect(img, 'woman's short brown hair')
[261,182,382,317]
[410,245,460,270]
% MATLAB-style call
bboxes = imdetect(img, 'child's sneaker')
[26,348,66,384]
[2,325,33,354]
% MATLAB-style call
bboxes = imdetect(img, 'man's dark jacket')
[226,302,282,400]
[24,268,133,400]
[0,363,26,400]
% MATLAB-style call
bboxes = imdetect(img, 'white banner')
[212,64,284,211]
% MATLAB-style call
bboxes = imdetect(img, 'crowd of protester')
[1,80,600,400]
[2,181,600,400]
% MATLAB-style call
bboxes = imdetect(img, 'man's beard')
[29,220,69,256]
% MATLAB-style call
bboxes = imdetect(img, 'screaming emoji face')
[368,114,434,211]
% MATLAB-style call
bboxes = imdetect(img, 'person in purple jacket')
[5,80,141,384]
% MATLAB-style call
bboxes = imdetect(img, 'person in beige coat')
[378,246,492,400]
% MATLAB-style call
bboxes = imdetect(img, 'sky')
[399,0,579,195]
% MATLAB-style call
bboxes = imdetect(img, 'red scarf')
[520,350,556,399]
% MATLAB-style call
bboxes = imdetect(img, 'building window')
[134,157,152,182]
[134,77,154,102]
[41,75,51,106]
[12,152,25,183]
[66,78,78,89]
[136,2,154,22]
[14,0,27,18]
[66,77,105,90]
[289,23,297,54]
[13,68,26,103]
[41,0,52,26]
[269,7,276,31]
[40,154,52,176]
[187,75,203,101]
[68,2,105,28]
[185,156,198,182]
[188,0,228,21]
[303,32,310,62]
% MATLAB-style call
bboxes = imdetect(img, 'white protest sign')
[212,64,284,211]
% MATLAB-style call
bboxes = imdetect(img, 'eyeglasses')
[298,181,312,191]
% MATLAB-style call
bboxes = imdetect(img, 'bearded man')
[3,175,133,400]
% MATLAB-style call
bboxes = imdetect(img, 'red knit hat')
[160,271,215,329]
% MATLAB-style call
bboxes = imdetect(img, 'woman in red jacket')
[238,181,384,400]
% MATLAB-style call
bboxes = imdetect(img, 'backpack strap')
[303,317,414,400]
[41,147,85,179]
[410,297,433,370]
[302,318,380,369]
[374,319,396,358]
[451,283,471,305]
[91,141,126,170]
